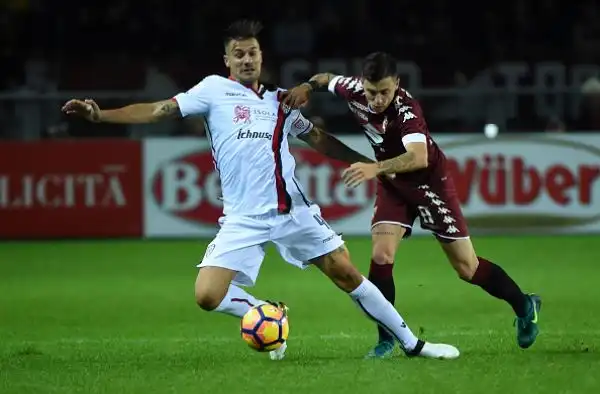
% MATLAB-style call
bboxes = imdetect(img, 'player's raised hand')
[61,99,101,122]
[281,84,312,109]
[342,162,380,188]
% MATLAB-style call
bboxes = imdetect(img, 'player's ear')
[395,78,400,89]
[223,54,230,68]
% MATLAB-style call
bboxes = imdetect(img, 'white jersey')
[173,75,313,216]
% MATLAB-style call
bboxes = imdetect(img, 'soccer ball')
[241,303,289,352]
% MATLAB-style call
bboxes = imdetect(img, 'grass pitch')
[1,236,599,394]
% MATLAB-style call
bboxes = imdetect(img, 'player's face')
[224,38,262,84]
[362,77,399,113]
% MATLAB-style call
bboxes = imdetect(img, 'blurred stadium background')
[1,1,600,393]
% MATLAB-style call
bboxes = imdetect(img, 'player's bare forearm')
[376,151,427,174]
[308,73,335,89]
[299,127,374,164]
[99,100,180,124]
[297,73,335,93]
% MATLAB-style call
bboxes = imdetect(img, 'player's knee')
[194,266,235,311]
[371,247,395,265]
[194,278,226,311]
[452,257,478,281]
[440,239,478,281]
[195,288,223,311]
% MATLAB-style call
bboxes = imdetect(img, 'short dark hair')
[224,19,263,47]
[361,52,397,82]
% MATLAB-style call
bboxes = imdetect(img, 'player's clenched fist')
[62,99,101,122]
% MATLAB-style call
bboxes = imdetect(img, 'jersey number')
[313,214,332,229]
[417,206,435,225]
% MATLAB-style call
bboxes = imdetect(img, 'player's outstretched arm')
[298,126,374,164]
[61,98,181,124]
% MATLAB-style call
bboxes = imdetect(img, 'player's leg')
[273,205,459,359]
[436,237,541,349]
[366,182,414,357]
[194,265,289,360]
[195,267,267,315]
[311,245,458,359]
[419,182,541,349]
[194,216,269,313]
[368,224,406,357]
[195,266,239,311]
[194,216,289,359]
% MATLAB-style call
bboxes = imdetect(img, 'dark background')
[1,0,600,139]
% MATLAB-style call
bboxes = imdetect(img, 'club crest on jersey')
[292,117,306,130]
[233,105,251,124]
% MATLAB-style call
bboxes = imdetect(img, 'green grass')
[1,236,599,394]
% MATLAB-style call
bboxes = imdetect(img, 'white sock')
[214,284,265,318]
[349,276,419,351]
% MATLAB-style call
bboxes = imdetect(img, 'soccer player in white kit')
[62,20,459,361]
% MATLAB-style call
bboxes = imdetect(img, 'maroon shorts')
[371,178,469,240]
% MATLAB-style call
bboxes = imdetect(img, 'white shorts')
[197,204,344,286]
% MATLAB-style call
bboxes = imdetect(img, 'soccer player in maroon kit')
[283,52,541,358]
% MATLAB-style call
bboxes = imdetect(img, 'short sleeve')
[287,110,314,137]
[397,97,429,148]
[327,75,359,100]
[173,76,216,117]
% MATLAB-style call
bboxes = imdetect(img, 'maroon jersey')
[329,75,469,238]
[328,75,447,188]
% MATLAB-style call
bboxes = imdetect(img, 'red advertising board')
[0,140,143,239]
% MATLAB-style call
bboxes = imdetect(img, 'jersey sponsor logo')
[226,92,247,97]
[395,103,417,123]
[321,233,336,243]
[233,105,251,124]
[233,106,279,124]
[253,108,278,121]
[402,112,417,122]
[236,130,273,140]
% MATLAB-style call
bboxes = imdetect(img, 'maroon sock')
[470,257,528,317]
[368,260,396,342]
